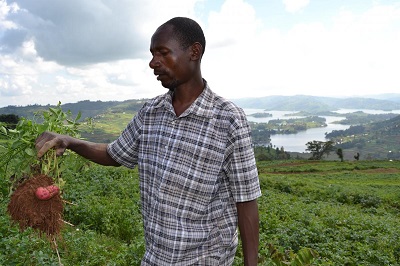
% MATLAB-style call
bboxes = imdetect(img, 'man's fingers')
[35,136,46,151]
[37,138,63,158]
[35,132,68,158]
[35,132,49,146]
[56,147,66,156]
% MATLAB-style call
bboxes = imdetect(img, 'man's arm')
[35,131,120,166]
[237,199,259,266]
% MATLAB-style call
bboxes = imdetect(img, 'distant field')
[80,111,135,143]
[1,160,399,265]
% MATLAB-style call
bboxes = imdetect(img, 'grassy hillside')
[326,115,400,160]
[80,111,136,143]
[0,100,146,121]
[1,160,399,265]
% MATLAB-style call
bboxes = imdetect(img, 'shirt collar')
[155,80,215,119]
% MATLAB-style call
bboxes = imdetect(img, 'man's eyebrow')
[150,46,170,52]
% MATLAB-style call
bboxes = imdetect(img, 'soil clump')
[7,174,63,236]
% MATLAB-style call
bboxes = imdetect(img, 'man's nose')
[149,57,160,69]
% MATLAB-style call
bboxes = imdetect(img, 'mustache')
[154,70,166,76]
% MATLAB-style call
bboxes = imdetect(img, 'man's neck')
[172,78,204,117]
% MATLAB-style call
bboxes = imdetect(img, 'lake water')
[244,108,400,153]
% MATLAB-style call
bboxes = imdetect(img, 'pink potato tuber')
[35,185,60,200]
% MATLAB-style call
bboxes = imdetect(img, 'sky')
[0,0,399,107]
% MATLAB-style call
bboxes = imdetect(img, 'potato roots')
[7,174,63,237]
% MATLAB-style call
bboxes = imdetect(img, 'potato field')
[1,160,399,265]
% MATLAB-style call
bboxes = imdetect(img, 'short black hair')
[161,17,206,56]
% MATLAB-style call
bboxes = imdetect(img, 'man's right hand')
[35,131,120,167]
[35,131,71,158]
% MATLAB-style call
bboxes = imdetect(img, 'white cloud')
[1,0,400,107]
[204,1,400,99]
[202,0,266,98]
[282,0,310,13]
[0,38,60,104]
[207,0,261,48]
[0,0,19,29]
[0,0,203,106]
[1,0,203,66]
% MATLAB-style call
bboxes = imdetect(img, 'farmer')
[36,17,261,265]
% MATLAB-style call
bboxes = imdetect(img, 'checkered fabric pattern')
[107,82,261,265]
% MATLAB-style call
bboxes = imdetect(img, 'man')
[36,17,261,265]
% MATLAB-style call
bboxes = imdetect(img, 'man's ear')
[190,42,203,61]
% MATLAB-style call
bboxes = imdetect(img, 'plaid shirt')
[107,82,261,265]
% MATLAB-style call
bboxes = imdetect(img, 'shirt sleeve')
[226,110,262,203]
[107,108,144,169]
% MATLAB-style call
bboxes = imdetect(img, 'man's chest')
[141,114,229,163]
[138,114,232,218]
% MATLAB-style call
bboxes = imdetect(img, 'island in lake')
[248,112,272,118]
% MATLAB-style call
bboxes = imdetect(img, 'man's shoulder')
[139,92,170,112]
[211,91,246,119]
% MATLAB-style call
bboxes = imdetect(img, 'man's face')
[149,25,193,89]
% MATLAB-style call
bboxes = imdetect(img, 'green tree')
[306,140,334,160]
[336,148,344,162]
[0,114,19,129]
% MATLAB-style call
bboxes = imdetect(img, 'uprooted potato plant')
[0,102,90,263]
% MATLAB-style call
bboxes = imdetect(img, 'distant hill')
[326,114,400,159]
[363,93,400,103]
[1,94,400,119]
[2,94,399,159]
[369,114,400,134]
[232,95,334,112]
[232,94,400,112]
[0,99,147,120]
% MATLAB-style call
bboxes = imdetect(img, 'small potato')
[46,185,60,194]
[35,187,51,200]
[35,185,60,200]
